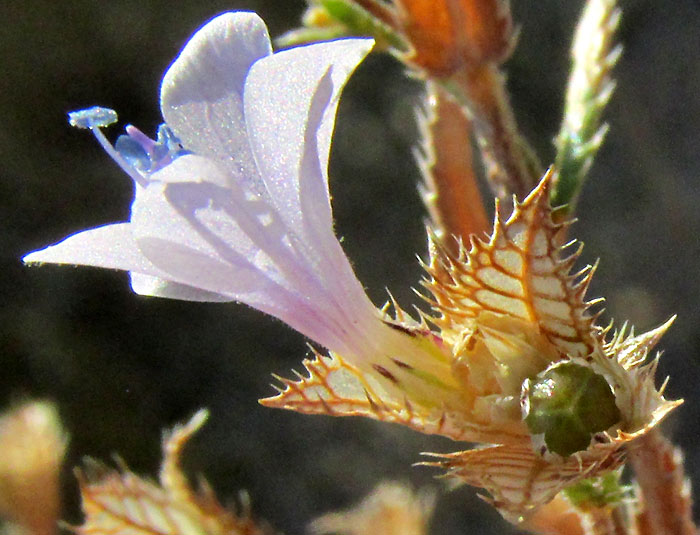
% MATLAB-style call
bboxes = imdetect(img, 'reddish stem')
[628,429,696,535]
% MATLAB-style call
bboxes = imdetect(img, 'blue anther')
[113,123,190,173]
[115,134,151,171]
[156,124,190,158]
[68,107,118,129]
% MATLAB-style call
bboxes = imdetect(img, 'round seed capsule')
[523,362,621,457]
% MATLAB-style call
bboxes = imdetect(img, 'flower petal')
[140,155,320,297]
[132,182,285,297]
[133,157,368,354]
[129,274,231,302]
[244,39,378,335]
[160,12,272,192]
[24,220,231,303]
[23,223,160,276]
[244,38,374,240]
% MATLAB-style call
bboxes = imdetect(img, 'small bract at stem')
[277,0,408,51]
[75,411,272,535]
[310,481,435,535]
[345,0,397,28]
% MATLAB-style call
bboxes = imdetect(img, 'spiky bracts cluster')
[421,172,679,518]
[263,173,679,520]
[74,411,272,535]
[424,173,602,360]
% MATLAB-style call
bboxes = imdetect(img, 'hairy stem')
[445,64,543,203]
[628,429,695,535]
[418,82,489,253]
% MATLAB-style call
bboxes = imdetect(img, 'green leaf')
[551,0,621,214]
[564,470,629,509]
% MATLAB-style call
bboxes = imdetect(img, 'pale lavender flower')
[24,12,381,358]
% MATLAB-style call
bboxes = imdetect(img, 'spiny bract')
[263,171,680,521]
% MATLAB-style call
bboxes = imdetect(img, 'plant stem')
[627,429,696,535]
[445,64,543,202]
[418,82,489,253]
[581,506,628,535]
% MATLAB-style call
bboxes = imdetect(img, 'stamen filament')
[90,126,149,188]
[68,107,148,188]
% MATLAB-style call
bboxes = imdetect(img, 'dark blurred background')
[1,1,699,534]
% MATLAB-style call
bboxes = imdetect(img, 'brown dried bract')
[73,411,271,535]
[309,481,435,535]
[391,0,513,76]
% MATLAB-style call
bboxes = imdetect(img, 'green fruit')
[524,362,621,457]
